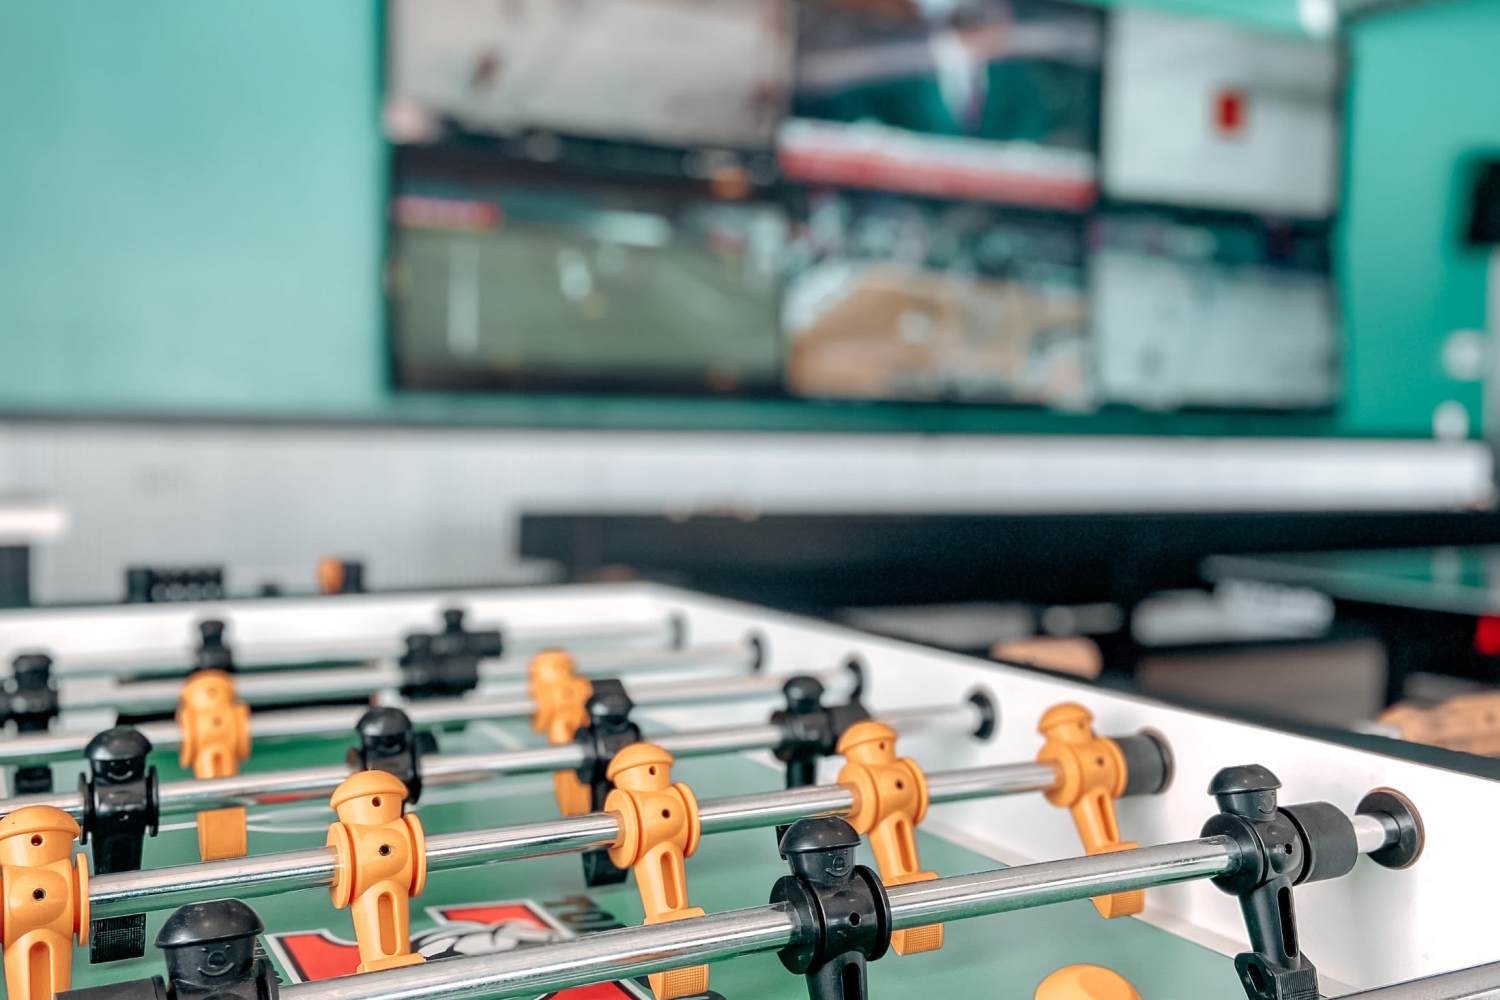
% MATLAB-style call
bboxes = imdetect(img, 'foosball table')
[0,583,1494,1000]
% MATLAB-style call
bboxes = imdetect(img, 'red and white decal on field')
[264,898,652,999]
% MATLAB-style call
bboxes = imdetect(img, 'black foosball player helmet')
[155,900,276,1000]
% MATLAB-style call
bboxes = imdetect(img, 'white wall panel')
[0,422,1489,603]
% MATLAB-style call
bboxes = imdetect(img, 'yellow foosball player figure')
[529,650,595,815]
[604,743,708,1000]
[176,670,251,862]
[837,720,943,955]
[1037,703,1149,918]
[0,806,90,1000]
[326,770,428,974]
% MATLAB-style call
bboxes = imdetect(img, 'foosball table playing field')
[0,583,1495,1000]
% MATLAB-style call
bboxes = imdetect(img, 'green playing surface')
[58,722,1243,1000]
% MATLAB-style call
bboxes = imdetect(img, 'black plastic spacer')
[1118,729,1175,798]
[770,817,891,1000]
[1282,802,1357,886]
[346,708,434,804]
[966,687,998,741]
[1356,788,1425,871]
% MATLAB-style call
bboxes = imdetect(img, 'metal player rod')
[53,637,761,715]
[0,662,858,766]
[1339,965,1500,999]
[277,815,1402,1000]
[88,760,1059,920]
[33,615,684,680]
[1,701,981,820]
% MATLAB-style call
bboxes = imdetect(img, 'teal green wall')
[0,3,387,416]
[0,0,1494,436]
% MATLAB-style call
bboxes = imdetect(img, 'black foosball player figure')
[193,620,235,674]
[771,817,892,1000]
[60,900,280,1000]
[8,652,60,794]
[81,726,161,963]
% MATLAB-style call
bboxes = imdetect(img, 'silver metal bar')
[1355,811,1396,855]
[283,818,1412,1000]
[1,665,856,767]
[927,762,1059,802]
[35,618,682,681]
[1339,965,1500,999]
[56,640,760,716]
[9,697,980,821]
[500,618,679,657]
[630,666,856,710]
[482,639,757,686]
[880,700,986,737]
[278,803,1409,1000]
[86,758,1052,920]
[274,835,1253,1000]
[886,836,1238,927]
[59,665,406,715]
[280,903,798,1000]
[92,846,340,919]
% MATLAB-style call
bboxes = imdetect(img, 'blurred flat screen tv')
[384,0,1343,412]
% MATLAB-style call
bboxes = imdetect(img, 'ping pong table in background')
[1205,546,1500,705]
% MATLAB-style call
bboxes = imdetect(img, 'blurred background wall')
[1,0,1495,434]
[1,0,1496,602]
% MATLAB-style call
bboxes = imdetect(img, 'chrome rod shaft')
[500,618,679,657]
[281,819,1404,1000]
[58,640,760,716]
[37,617,681,680]
[88,759,1051,920]
[59,665,405,715]
[482,639,757,685]
[92,846,340,919]
[885,836,1238,927]
[1339,965,1500,999]
[1,665,855,766]
[9,698,981,819]
[282,903,797,1000]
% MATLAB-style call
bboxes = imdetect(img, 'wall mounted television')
[384,0,1343,412]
